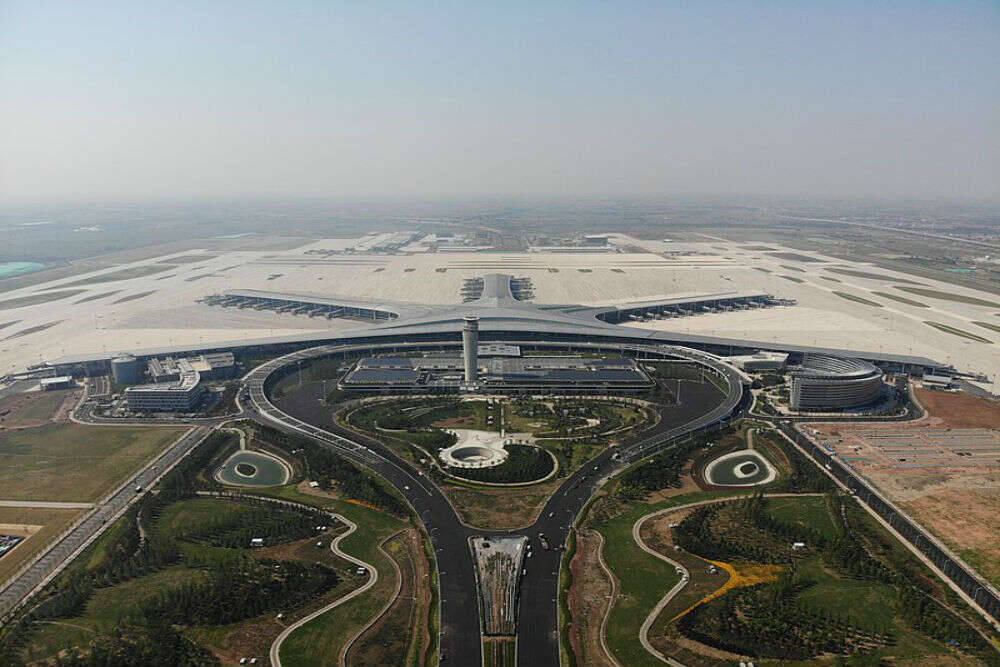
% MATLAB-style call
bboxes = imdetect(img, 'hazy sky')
[2,1,998,203]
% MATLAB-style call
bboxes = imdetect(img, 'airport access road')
[242,358,482,667]
[242,341,746,667]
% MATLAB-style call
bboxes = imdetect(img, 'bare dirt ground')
[0,389,79,429]
[445,479,560,530]
[811,389,1000,588]
[567,529,617,667]
[914,388,1000,429]
[884,478,1000,587]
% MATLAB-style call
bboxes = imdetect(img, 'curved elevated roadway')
[243,338,745,666]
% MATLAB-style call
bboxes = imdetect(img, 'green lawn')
[278,498,407,667]
[895,286,1000,308]
[924,321,993,343]
[765,496,838,541]
[832,291,883,307]
[593,491,734,667]
[0,423,186,502]
[871,291,929,308]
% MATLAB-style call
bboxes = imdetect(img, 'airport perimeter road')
[0,426,210,619]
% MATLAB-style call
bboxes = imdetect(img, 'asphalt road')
[0,426,210,619]
[245,342,745,666]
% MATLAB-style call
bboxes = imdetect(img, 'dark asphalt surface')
[246,342,745,667]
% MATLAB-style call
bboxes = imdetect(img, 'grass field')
[896,286,1000,308]
[0,389,69,425]
[972,321,1000,334]
[593,488,983,667]
[764,496,837,541]
[113,289,157,303]
[826,267,921,284]
[924,321,993,343]
[62,264,174,286]
[72,289,123,304]
[278,500,407,667]
[0,289,86,310]
[832,291,883,307]
[767,252,823,263]
[871,291,930,307]
[4,321,63,340]
[0,423,186,502]
[0,506,83,585]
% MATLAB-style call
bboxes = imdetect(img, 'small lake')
[0,262,45,279]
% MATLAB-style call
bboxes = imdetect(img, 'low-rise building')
[125,359,204,411]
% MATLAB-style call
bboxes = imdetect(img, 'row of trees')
[140,559,337,626]
[679,572,895,660]
[177,501,326,550]
[254,422,407,515]
[44,627,218,667]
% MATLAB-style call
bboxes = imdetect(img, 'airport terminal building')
[789,354,885,411]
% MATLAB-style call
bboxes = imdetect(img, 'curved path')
[270,513,377,667]
[244,338,746,667]
[592,529,623,667]
[628,493,824,666]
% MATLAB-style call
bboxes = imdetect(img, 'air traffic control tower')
[462,316,479,386]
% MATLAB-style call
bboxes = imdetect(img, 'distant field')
[924,321,992,343]
[826,267,921,284]
[832,291,882,307]
[0,423,185,502]
[113,290,157,304]
[3,320,62,340]
[897,286,1000,309]
[0,290,86,310]
[767,252,822,262]
[0,506,84,585]
[72,290,123,304]
[871,291,929,308]
[973,321,1000,334]
[62,264,175,286]
[157,254,217,264]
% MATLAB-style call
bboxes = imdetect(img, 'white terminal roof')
[45,273,946,372]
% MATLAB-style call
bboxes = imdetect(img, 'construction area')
[821,426,1000,470]
[810,389,1000,587]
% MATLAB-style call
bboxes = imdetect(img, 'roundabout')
[703,449,777,487]
[215,449,292,487]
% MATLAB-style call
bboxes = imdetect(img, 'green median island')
[339,395,656,530]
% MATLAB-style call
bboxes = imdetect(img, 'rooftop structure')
[790,354,884,411]
[42,273,947,378]
[125,358,205,411]
[147,352,236,383]
[340,354,652,394]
